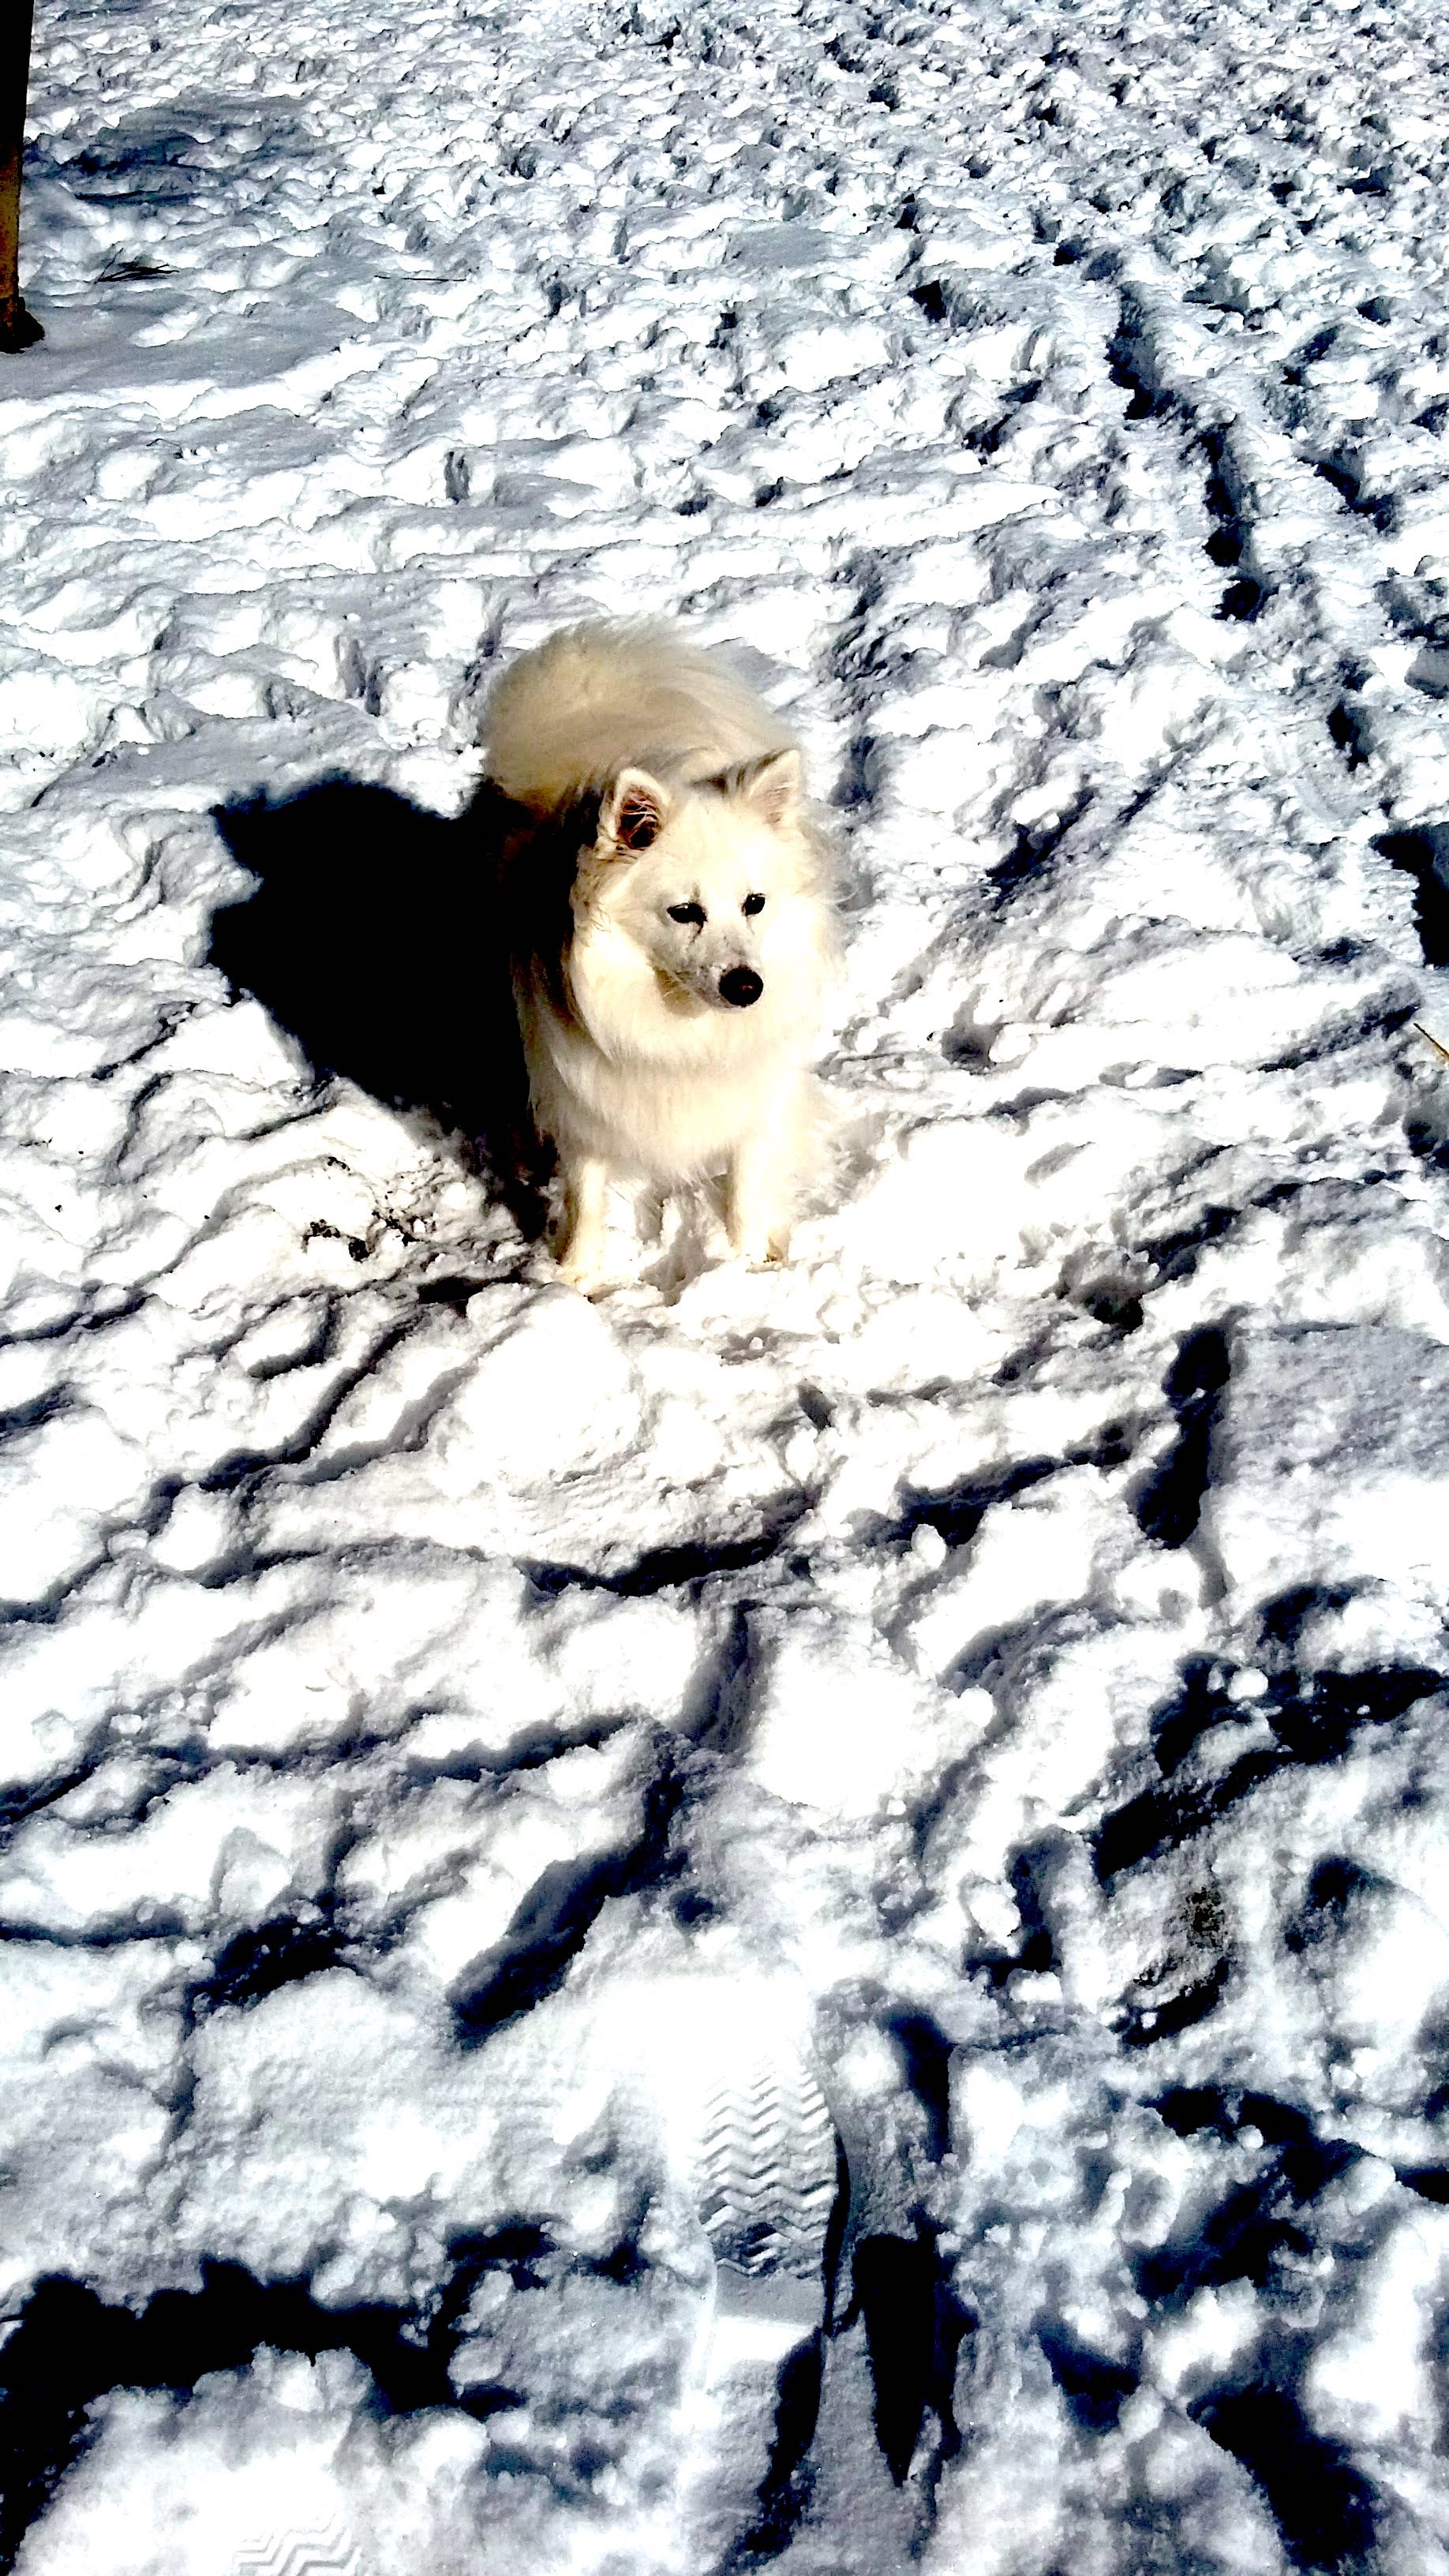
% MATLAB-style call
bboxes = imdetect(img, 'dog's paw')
[730,1234,788,1271]
[554,1251,613,1297]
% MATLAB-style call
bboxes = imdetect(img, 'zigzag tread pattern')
[693,2057,838,2278]
[231,2527,365,2576]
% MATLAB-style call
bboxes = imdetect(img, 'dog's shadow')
[210,778,551,1239]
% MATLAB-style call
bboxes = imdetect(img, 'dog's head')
[571,749,820,1020]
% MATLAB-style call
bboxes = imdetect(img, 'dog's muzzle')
[718,966,763,1008]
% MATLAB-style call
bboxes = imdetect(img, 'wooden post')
[1,0,42,352]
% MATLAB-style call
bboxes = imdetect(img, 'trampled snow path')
[4,0,1449,2567]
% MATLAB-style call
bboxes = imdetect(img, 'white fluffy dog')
[480,623,837,1293]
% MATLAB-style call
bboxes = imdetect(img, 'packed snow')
[4,0,1449,2567]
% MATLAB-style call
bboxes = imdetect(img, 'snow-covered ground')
[4,0,1449,2566]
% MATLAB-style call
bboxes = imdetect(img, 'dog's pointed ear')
[599,767,670,856]
[736,747,802,830]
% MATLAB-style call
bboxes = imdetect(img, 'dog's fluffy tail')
[480,621,793,814]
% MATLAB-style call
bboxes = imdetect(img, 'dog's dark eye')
[667,901,706,927]
[742,893,766,916]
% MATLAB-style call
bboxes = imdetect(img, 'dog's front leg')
[725,1127,790,1267]
[555,1154,611,1293]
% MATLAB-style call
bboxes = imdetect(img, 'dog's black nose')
[719,965,763,1008]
